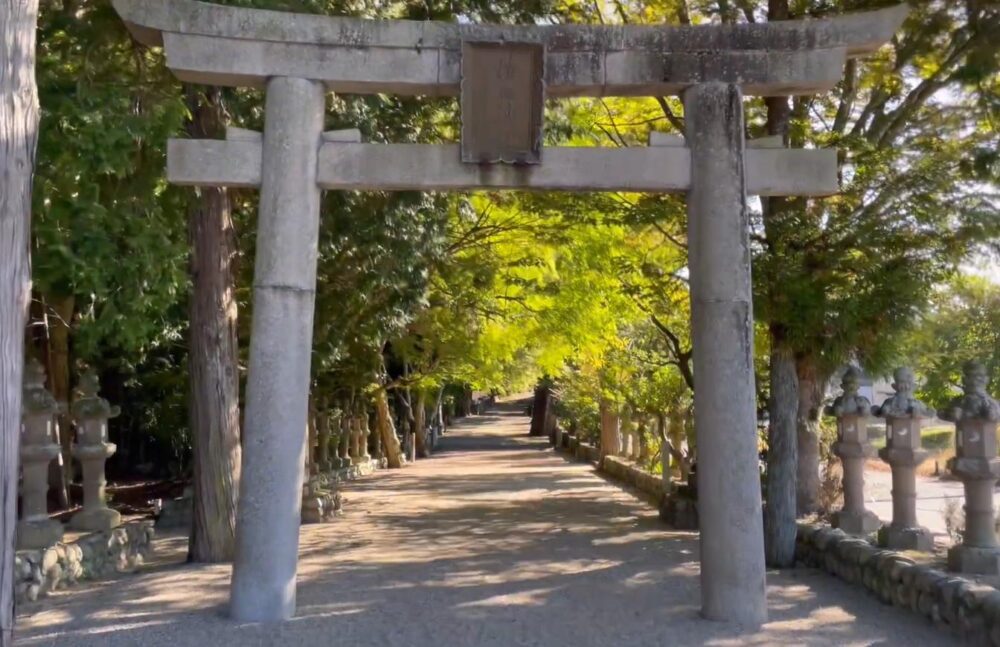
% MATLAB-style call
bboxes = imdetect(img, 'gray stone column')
[17,359,64,549]
[873,367,933,550]
[941,361,1000,574]
[825,368,880,536]
[230,76,325,622]
[69,371,121,532]
[684,82,766,627]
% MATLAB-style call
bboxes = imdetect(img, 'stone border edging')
[556,435,994,643]
[796,522,1000,645]
[14,519,155,605]
[556,436,666,503]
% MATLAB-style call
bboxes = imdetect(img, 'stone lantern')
[825,367,880,536]
[68,370,121,532]
[370,411,383,462]
[315,400,332,473]
[17,358,64,549]
[873,367,934,550]
[940,361,1000,574]
[338,413,351,468]
[358,413,371,462]
[349,415,362,465]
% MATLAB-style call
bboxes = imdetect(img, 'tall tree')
[754,0,1000,524]
[1,2,40,643]
[909,275,1000,409]
[761,0,799,568]
[32,1,189,480]
[185,85,242,562]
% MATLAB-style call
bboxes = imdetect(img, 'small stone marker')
[461,41,545,164]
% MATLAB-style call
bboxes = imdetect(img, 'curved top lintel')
[113,0,906,58]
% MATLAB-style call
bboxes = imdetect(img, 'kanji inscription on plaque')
[460,41,545,164]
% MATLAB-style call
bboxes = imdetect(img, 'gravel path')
[15,405,957,646]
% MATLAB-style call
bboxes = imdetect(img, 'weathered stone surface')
[156,486,193,529]
[460,41,544,165]
[69,371,122,533]
[949,546,1000,576]
[113,0,906,95]
[832,509,881,536]
[873,368,935,552]
[14,520,154,606]
[941,361,1000,573]
[18,359,66,549]
[686,82,766,628]
[825,368,881,538]
[660,492,699,530]
[168,138,839,197]
[879,524,934,552]
[796,521,1000,643]
[229,76,326,623]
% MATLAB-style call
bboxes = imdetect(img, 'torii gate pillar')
[229,76,325,622]
[111,0,906,629]
[685,83,765,624]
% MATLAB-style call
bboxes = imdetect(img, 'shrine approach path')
[15,402,957,646]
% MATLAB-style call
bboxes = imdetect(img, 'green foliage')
[28,0,999,480]
[33,2,189,361]
[908,276,1000,409]
[751,0,1000,376]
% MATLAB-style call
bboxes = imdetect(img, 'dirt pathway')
[15,405,956,646]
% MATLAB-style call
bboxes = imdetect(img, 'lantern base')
[948,545,1000,575]
[879,524,933,552]
[16,518,64,550]
[69,506,121,532]
[832,509,881,537]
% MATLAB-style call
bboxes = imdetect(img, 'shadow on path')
[14,407,956,646]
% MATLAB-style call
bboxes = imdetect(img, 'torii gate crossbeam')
[112,0,905,629]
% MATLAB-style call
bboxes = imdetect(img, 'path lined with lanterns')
[15,403,957,646]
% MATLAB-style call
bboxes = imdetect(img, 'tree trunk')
[796,355,825,515]
[460,385,473,417]
[1,2,40,643]
[760,6,800,567]
[529,382,549,436]
[375,389,404,468]
[414,390,429,458]
[186,86,242,563]
[764,337,799,567]
[46,293,73,509]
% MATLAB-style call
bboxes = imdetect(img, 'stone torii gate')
[113,0,904,627]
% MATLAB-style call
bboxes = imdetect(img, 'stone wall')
[600,455,667,503]
[558,439,665,504]
[797,523,1000,645]
[14,520,154,605]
